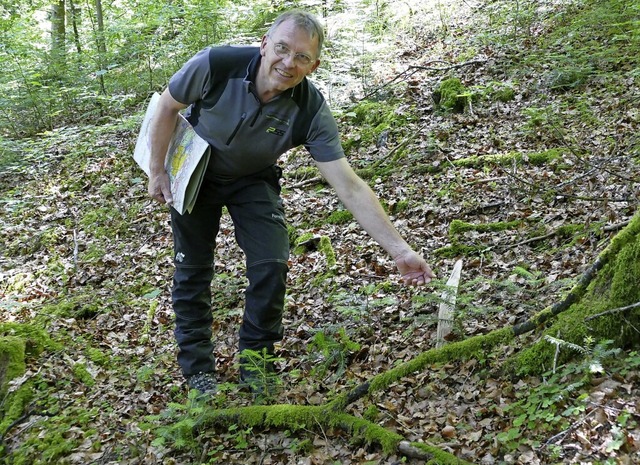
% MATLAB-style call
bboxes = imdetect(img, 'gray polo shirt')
[168,46,345,181]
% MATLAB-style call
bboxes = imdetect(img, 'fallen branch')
[199,403,475,464]
[360,59,486,101]
[513,214,640,335]
[585,301,640,321]
[288,176,324,189]
[542,407,598,447]
[509,219,630,249]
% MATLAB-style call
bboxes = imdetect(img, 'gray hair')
[267,10,325,57]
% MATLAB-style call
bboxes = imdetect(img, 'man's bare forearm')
[338,178,413,259]
[148,89,188,204]
[149,91,182,176]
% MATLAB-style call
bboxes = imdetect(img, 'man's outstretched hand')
[394,250,435,286]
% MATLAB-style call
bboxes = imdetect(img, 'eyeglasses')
[272,42,314,67]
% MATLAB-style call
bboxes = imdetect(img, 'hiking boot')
[186,372,217,395]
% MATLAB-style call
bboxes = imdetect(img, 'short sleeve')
[304,101,345,162]
[168,48,212,105]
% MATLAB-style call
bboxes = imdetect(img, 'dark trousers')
[170,166,289,377]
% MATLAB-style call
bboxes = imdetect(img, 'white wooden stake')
[436,259,463,348]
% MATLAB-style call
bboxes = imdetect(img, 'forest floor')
[1,0,640,464]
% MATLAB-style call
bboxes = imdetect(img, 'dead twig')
[509,220,630,249]
[585,301,640,321]
[287,176,323,189]
[542,407,598,447]
[360,59,486,101]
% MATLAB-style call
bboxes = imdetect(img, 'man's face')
[258,19,321,95]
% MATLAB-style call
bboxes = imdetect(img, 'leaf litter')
[1,0,640,463]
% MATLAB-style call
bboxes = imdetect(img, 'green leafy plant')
[544,336,621,375]
[238,348,283,403]
[308,327,361,381]
[146,389,209,451]
[498,339,623,452]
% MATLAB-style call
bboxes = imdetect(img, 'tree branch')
[585,301,640,321]
[360,59,486,100]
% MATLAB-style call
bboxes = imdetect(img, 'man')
[148,10,435,395]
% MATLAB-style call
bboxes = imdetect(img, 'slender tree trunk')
[50,0,66,59]
[68,0,82,55]
[94,0,107,94]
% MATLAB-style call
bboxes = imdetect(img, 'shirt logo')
[266,127,286,137]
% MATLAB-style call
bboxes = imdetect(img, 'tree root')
[195,214,639,461]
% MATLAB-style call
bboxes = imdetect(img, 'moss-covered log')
[513,212,640,374]
[199,403,474,464]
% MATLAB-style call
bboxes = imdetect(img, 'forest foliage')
[1,0,640,463]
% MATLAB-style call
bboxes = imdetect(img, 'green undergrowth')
[341,98,417,153]
[529,0,640,85]
[0,323,63,460]
[497,344,640,455]
[515,214,640,374]
[0,337,26,397]
[436,218,591,258]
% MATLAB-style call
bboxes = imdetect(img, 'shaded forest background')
[1,0,639,463]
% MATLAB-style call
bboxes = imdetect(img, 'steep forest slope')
[1,0,639,464]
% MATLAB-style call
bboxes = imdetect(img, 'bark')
[94,0,107,94]
[50,0,66,59]
[68,0,82,55]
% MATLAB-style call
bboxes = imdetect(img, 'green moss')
[319,236,337,268]
[434,244,487,258]
[433,78,471,112]
[0,382,34,436]
[335,413,403,454]
[40,295,102,319]
[494,86,516,102]
[367,328,514,393]
[196,327,515,460]
[326,209,353,225]
[449,219,523,237]
[0,336,26,396]
[389,200,409,215]
[288,166,318,180]
[292,231,316,254]
[354,167,377,180]
[23,428,80,463]
[515,215,640,375]
[477,80,517,103]
[72,363,95,387]
[556,223,586,240]
[343,99,415,148]
[0,322,60,354]
[287,224,299,248]
[364,404,380,422]
[408,441,476,465]
[453,149,564,169]
[438,219,525,258]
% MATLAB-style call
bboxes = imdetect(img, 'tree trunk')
[50,0,66,59]
[68,0,82,55]
[94,0,107,94]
